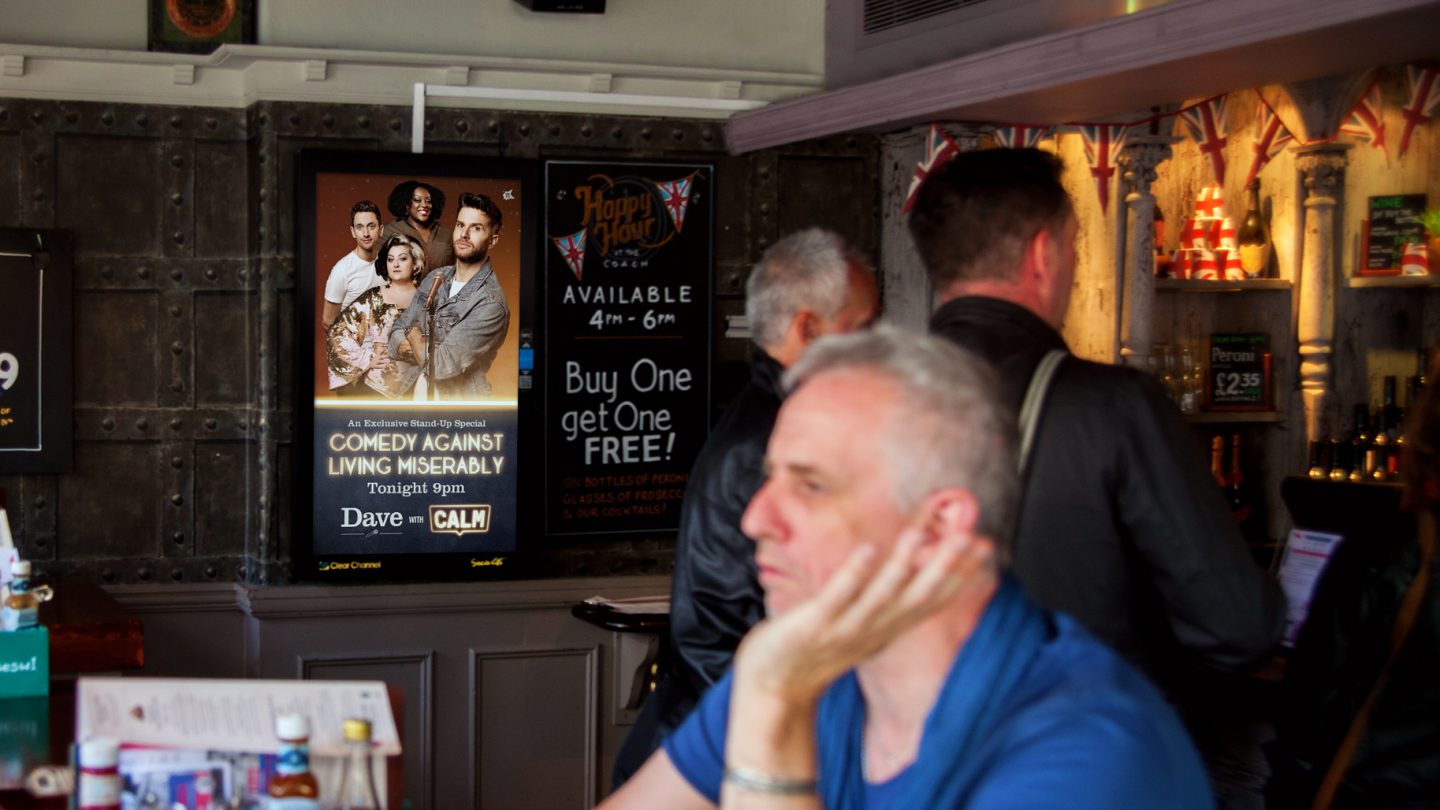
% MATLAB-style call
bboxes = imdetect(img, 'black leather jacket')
[667,348,782,697]
[611,349,783,788]
[931,296,1285,688]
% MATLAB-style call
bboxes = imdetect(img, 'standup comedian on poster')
[307,167,524,567]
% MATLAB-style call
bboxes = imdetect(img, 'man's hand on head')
[733,519,995,705]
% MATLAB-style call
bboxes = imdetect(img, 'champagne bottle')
[268,714,320,809]
[336,718,381,810]
[1237,180,1271,278]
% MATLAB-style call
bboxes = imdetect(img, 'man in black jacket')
[610,228,878,790]
[908,148,1284,801]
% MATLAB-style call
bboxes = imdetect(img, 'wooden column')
[1117,135,1177,369]
[1294,143,1350,444]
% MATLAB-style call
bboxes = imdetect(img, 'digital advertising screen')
[295,151,536,581]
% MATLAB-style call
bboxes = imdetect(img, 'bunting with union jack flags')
[991,124,1052,150]
[1340,81,1388,162]
[550,229,587,281]
[653,174,696,233]
[1399,64,1440,159]
[1079,124,1128,213]
[1179,96,1229,184]
[1244,102,1294,187]
[901,123,962,214]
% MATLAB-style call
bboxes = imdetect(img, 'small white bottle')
[77,737,122,810]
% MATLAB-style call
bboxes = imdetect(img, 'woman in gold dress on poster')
[326,235,424,398]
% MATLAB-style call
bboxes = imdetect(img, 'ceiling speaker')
[514,0,606,12]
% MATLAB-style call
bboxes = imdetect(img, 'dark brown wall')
[0,97,880,586]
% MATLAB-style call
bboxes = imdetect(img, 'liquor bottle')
[269,714,320,809]
[1382,376,1402,442]
[1371,402,1393,482]
[1350,405,1372,482]
[77,737,122,810]
[1227,434,1254,530]
[2,560,53,631]
[1210,436,1226,488]
[335,718,381,810]
[1328,437,1348,481]
[1307,440,1328,479]
[1237,180,1271,278]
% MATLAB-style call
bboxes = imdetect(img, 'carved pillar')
[1116,135,1177,369]
[1294,143,1350,445]
[878,125,983,330]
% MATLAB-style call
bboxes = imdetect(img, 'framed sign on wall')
[541,161,713,537]
[0,230,72,474]
[295,151,537,582]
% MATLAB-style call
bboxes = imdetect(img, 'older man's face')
[741,368,911,616]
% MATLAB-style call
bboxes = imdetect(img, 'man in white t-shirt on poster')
[321,200,385,329]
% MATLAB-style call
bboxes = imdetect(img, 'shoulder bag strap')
[1016,349,1067,475]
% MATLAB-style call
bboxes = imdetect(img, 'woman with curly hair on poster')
[383,179,454,273]
[327,235,424,398]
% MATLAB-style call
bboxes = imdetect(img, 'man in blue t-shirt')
[600,327,1212,809]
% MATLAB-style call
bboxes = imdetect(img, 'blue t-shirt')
[663,585,1212,809]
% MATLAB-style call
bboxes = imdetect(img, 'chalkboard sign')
[0,229,72,473]
[1362,193,1427,274]
[542,161,712,536]
[1207,333,1271,411]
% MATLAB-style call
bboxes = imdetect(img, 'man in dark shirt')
[908,151,1283,803]
[610,228,877,789]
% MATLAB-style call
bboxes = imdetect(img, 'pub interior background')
[2,0,1439,807]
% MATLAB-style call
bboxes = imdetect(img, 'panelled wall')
[0,96,880,586]
[0,96,880,809]
[111,574,671,808]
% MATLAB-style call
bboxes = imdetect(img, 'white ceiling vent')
[862,0,988,36]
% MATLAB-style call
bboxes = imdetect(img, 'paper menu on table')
[1277,529,1344,647]
[76,678,401,756]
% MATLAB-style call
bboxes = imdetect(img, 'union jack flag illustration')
[1244,103,1294,188]
[551,229,587,281]
[654,175,695,232]
[1340,81,1387,161]
[1399,64,1440,159]
[991,124,1051,150]
[1079,124,1128,213]
[1195,186,1225,220]
[901,123,962,214]
[1179,96,1229,185]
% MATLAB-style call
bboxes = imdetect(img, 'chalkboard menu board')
[0,229,72,473]
[542,161,712,536]
[1363,194,1427,273]
[1207,333,1271,411]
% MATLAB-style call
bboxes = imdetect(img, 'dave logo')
[430,504,492,536]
